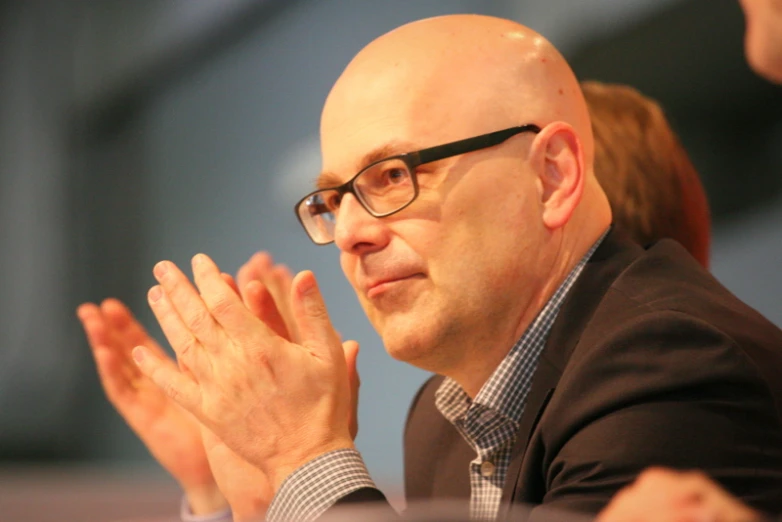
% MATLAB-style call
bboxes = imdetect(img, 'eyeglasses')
[294,124,541,245]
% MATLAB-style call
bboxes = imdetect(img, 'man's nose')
[333,193,390,255]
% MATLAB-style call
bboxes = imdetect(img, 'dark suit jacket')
[336,231,782,519]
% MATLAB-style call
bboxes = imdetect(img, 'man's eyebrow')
[314,141,418,190]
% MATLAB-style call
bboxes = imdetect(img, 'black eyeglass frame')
[294,124,542,245]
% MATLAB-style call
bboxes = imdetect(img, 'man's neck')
[447,227,608,398]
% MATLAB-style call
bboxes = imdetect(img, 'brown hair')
[583,81,711,268]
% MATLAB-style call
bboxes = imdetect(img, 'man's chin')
[380,327,431,365]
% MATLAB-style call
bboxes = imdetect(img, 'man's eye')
[385,167,411,184]
[326,192,342,210]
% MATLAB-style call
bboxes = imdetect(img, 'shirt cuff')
[265,448,376,522]
[180,495,233,522]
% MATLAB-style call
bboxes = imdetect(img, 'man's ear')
[529,122,585,230]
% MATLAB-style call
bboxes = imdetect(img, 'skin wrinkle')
[320,14,611,397]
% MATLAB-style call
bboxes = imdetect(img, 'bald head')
[317,16,612,387]
[321,15,594,172]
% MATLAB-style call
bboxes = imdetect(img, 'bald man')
[739,0,782,83]
[128,15,782,522]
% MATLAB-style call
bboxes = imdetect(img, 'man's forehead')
[316,50,533,188]
[319,85,439,171]
[316,135,420,189]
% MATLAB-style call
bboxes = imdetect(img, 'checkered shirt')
[265,232,606,522]
[434,231,604,520]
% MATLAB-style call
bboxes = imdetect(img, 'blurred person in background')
[583,80,711,268]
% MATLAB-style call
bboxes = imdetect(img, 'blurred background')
[1,0,781,520]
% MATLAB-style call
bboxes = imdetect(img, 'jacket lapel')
[499,229,642,510]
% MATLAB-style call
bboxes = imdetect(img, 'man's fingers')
[147,283,210,377]
[244,280,291,340]
[92,343,137,402]
[79,302,147,404]
[270,265,299,343]
[192,254,277,345]
[237,252,273,292]
[266,264,293,307]
[236,263,254,304]
[291,271,341,357]
[132,345,201,413]
[235,252,299,342]
[154,260,223,351]
[271,265,293,291]
[221,273,240,295]
[100,298,169,360]
[77,303,111,349]
[237,252,276,310]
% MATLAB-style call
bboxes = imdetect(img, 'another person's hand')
[597,468,765,522]
[133,254,355,493]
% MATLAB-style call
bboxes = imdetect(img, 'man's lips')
[364,273,425,298]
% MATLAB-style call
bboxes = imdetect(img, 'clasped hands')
[78,253,360,521]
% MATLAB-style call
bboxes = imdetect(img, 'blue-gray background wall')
[1,0,781,509]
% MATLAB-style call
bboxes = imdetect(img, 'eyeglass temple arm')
[413,124,541,166]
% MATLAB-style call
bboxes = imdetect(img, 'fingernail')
[132,347,145,364]
[154,261,168,278]
[148,286,162,303]
[192,253,205,266]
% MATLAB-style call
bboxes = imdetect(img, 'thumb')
[291,270,340,357]
[342,340,360,440]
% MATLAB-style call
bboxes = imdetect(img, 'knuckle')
[309,301,329,321]
[179,336,199,358]
[209,293,235,318]
[187,307,212,333]
[163,381,180,403]
[149,367,181,404]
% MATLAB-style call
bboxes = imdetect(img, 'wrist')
[268,439,355,493]
[184,483,229,516]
